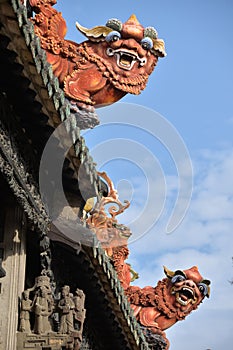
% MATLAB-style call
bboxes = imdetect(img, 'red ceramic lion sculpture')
[125,266,211,349]
[29,0,166,109]
[85,174,211,349]
[85,173,211,349]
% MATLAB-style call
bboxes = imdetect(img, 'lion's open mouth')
[106,48,147,71]
[172,287,197,306]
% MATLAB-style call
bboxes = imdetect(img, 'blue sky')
[54,1,233,349]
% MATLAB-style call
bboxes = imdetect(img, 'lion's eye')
[105,31,121,42]
[171,274,186,284]
[141,37,153,50]
[198,283,208,296]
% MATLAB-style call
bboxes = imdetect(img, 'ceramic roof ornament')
[29,0,166,127]
[84,172,211,349]
[126,266,211,349]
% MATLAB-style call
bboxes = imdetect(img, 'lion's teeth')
[178,297,188,306]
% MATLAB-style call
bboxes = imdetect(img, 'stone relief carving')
[73,288,86,350]
[19,290,32,333]
[31,275,54,334]
[19,276,86,349]
[58,285,75,334]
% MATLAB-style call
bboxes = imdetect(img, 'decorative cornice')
[0,108,49,232]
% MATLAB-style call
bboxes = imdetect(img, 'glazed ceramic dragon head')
[76,14,166,94]
[164,266,211,314]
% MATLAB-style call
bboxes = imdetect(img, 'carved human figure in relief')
[32,284,54,334]
[73,288,86,350]
[19,290,32,333]
[29,0,166,110]
[58,285,75,334]
[126,266,211,349]
[73,288,86,334]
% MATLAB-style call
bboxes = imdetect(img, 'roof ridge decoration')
[7,2,210,349]
[28,0,166,129]
[86,171,131,256]
[86,171,134,289]
[86,173,211,350]
[1,2,150,349]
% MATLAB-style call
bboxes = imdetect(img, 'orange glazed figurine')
[82,172,211,349]
[29,0,166,112]
[126,266,211,349]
